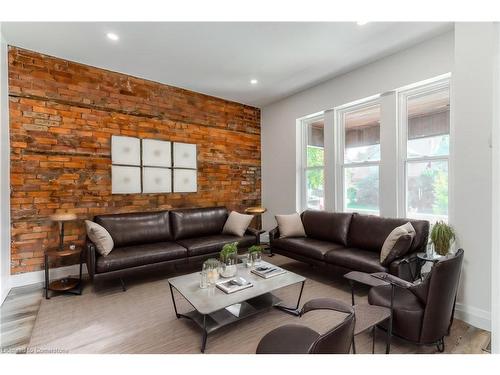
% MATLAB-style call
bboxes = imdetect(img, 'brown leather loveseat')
[269,210,429,281]
[86,207,260,286]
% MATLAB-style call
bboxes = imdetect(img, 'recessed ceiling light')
[357,21,368,26]
[250,79,258,85]
[106,32,119,41]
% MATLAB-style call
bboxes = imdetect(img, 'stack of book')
[251,264,286,279]
[216,278,253,294]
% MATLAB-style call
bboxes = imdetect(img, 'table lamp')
[50,213,77,251]
[244,206,267,230]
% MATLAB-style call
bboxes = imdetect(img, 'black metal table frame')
[44,250,84,300]
[169,279,305,353]
[348,278,394,354]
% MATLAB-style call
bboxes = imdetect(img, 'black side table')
[416,252,442,280]
[44,248,83,299]
[344,271,393,354]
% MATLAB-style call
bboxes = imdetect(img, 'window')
[298,74,451,220]
[399,78,450,222]
[301,116,325,210]
[338,100,381,215]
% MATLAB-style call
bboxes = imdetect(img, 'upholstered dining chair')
[256,298,355,354]
[368,248,464,352]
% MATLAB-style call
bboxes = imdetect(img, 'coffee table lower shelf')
[174,292,282,353]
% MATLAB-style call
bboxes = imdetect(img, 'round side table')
[44,248,83,299]
[244,206,267,230]
[416,252,442,280]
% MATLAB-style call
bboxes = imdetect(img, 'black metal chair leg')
[352,337,356,354]
[386,284,394,354]
[120,278,127,292]
[201,315,208,353]
[372,326,376,354]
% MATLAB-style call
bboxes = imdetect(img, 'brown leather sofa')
[269,210,429,281]
[86,207,260,286]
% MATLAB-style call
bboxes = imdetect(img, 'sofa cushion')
[94,210,171,247]
[347,214,429,253]
[272,238,344,261]
[177,234,256,257]
[324,247,388,273]
[222,211,254,237]
[301,210,353,246]
[275,213,306,238]
[85,220,114,256]
[171,207,228,240]
[96,242,187,273]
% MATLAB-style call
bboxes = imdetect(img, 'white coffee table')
[168,262,306,353]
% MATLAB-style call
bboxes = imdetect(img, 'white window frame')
[335,96,382,215]
[397,74,451,222]
[300,114,326,211]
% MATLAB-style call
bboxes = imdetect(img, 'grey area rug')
[28,255,478,354]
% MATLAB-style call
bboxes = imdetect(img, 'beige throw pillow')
[222,211,254,237]
[85,220,114,256]
[275,213,306,238]
[380,222,416,264]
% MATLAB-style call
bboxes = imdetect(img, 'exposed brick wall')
[8,47,261,274]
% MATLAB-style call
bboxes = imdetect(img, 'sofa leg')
[120,278,127,292]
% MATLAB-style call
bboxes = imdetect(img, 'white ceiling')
[2,22,453,107]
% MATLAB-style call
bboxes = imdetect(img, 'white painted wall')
[0,24,11,305]
[262,26,496,331]
[261,31,454,229]
[491,22,500,355]
[451,22,496,332]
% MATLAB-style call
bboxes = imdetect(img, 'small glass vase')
[250,251,262,266]
[426,243,435,258]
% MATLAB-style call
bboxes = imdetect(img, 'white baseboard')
[10,264,88,289]
[454,302,491,331]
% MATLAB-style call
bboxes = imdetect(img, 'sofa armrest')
[245,227,265,245]
[269,227,280,242]
[86,239,97,279]
[389,253,420,282]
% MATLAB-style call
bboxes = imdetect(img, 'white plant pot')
[220,264,237,278]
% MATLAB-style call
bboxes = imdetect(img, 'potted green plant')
[219,242,238,277]
[430,221,456,256]
[248,245,262,265]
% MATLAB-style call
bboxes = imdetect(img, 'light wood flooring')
[0,254,491,354]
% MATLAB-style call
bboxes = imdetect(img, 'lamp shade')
[50,213,77,222]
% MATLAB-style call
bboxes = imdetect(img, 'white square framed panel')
[142,139,172,167]
[173,142,197,169]
[143,167,172,193]
[111,135,141,166]
[173,169,197,193]
[112,166,141,194]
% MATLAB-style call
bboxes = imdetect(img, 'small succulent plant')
[220,242,238,262]
[248,245,262,254]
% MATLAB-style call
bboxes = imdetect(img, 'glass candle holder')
[203,258,220,285]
